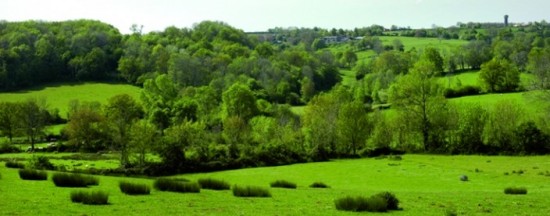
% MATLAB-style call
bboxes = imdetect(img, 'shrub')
[71,190,109,205]
[18,169,48,180]
[52,172,99,187]
[28,155,55,170]
[270,180,297,189]
[5,160,25,169]
[460,175,468,181]
[335,195,387,212]
[444,85,481,98]
[0,142,20,153]
[374,191,400,210]
[119,181,151,195]
[309,182,330,188]
[504,187,527,195]
[232,185,271,197]
[198,178,230,190]
[154,178,200,193]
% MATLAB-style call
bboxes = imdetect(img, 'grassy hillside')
[0,83,141,117]
[1,155,549,215]
[379,36,467,52]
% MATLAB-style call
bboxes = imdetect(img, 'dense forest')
[1,19,550,175]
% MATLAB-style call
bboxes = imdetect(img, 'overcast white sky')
[2,0,549,34]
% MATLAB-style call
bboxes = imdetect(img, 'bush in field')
[270,180,297,189]
[52,172,99,187]
[18,169,48,180]
[504,187,527,195]
[309,182,330,188]
[6,160,25,169]
[28,155,55,170]
[374,191,400,210]
[119,181,151,195]
[71,190,109,205]
[335,195,387,212]
[335,192,400,212]
[198,178,230,190]
[232,185,271,197]
[154,178,200,193]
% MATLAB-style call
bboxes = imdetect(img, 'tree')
[159,120,205,169]
[388,60,447,151]
[221,83,258,121]
[342,49,358,68]
[336,100,370,155]
[0,102,21,143]
[479,58,520,92]
[65,101,108,152]
[484,100,525,153]
[527,47,550,89]
[20,99,48,151]
[105,94,143,167]
[128,120,158,166]
[463,40,492,69]
[422,47,444,74]
[450,103,488,154]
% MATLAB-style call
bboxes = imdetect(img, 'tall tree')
[479,58,520,92]
[20,99,47,151]
[389,60,447,151]
[336,100,370,155]
[105,94,143,167]
[0,102,21,143]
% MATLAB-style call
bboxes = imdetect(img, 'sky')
[2,0,550,34]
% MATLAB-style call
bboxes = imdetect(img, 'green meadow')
[0,83,141,117]
[1,155,549,215]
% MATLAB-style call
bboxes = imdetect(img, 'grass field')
[379,36,467,52]
[1,155,549,215]
[0,82,141,118]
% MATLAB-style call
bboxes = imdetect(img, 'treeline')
[0,20,121,89]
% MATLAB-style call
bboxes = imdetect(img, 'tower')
[504,15,509,27]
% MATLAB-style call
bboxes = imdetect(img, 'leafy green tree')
[311,38,327,50]
[527,47,550,89]
[128,120,158,166]
[366,111,393,150]
[484,100,525,153]
[422,47,444,74]
[463,40,492,69]
[389,60,447,151]
[159,120,206,169]
[336,100,370,155]
[105,94,143,167]
[20,99,48,151]
[65,101,108,152]
[222,83,258,121]
[450,104,487,154]
[342,49,358,68]
[222,115,249,158]
[479,58,520,92]
[0,102,21,143]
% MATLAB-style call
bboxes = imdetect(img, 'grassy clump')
[6,160,25,169]
[335,192,400,212]
[154,178,200,193]
[232,185,271,197]
[71,190,109,205]
[504,187,527,195]
[198,178,230,190]
[18,169,48,180]
[270,180,297,189]
[119,181,151,195]
[335,195,387,212]
[309,182,330,188]
[52,172,99,187]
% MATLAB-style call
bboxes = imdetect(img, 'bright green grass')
[290,106,305,116]
[379,36,467,52]
[0,82,141,118]
[439,71,536,90]
[450,91,547,119]
[1,155,549,215]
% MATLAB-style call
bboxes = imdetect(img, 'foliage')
[334,195,388,212]
[27,155,55,170]
[52,173,99,187]
[65,101,108,152]
[119,181,151,195]
[0,141,20,153]
[504,187,527,195]
[197,178,231,190]
[5,160,25,169]
[153,178,200,193]
[232,185,271,197]
[70,190,109,205]
[443,85,481,98]
[309,182,330,188]
[479,58,520,92]
[18,169,48,180]
[105,94,143,166]
[270,180,297,189]
[374,191,400,210]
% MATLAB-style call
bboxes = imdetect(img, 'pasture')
[0,82,141,118]
[1,155,549,215]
